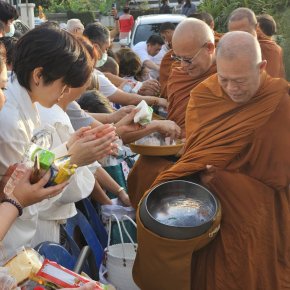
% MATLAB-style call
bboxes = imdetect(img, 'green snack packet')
[38,150,55,170]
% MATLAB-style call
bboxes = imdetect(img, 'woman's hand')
[115,108,142,136]
[11,168,69,208]
[118,189,131,207]
[69,124,117,166]
[62,281,98,290]
[111,105,135,123]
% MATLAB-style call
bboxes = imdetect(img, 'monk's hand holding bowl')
[200,164,219,186]
[156,97,168,108]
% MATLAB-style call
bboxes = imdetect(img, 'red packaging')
[35,259,106,289]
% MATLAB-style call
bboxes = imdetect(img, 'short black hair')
[0,1,18,23]
[83,22,110,46]
[78,90,113,113]
[13,26,94,90]
[123,7,130,13]
[257,14,276,37]
[159,22,175,33]
[0,36,17,66]
[146,34,164,45]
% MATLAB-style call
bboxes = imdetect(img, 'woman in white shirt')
[0,25,114,262]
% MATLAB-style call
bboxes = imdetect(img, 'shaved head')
[229,8,257,27]
[228,8,257,36]
[173,18,214,47]
[216,31,261,66]
[216,31,266,103]
[172,18,215,78]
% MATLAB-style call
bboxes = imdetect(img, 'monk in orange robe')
[133,32,290,290]
[128,19,217,208]
[228,7,285,78]
[159,48,174,98]
[159,22,176,99]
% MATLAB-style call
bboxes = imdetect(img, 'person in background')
[257,13,277,37]
[0,36,17,71]
[228,7,285,78]
[118,6,134,45]
[116,48,142,79]
[133,34,165,79]
[66,18,84,36]
[159,22,176,98]
[0,1,18,36]
[181,0,196,16]
[188,12,223,45]
[78,90,114,114]
[97,56,119,76]
[172,0,184,14]
[159,0,171,14]
[84,23,166,107]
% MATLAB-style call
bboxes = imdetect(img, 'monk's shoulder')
[190,73,222,100]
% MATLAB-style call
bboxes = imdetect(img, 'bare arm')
[108,89,167,107]
[120,120,181,144]
[143,60,160,72]
[104,72,125,87]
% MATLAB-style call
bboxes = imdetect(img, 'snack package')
[34,259,110,289]
[30,149,55,184]
[4,248,43,286]
[133,100,153,126]
[45,155,77,187]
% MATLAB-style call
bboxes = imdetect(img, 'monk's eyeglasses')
[171,42,208,64]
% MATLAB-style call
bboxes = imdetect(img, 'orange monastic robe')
[133,71,290,290]
[257,29,285,78]
[167,63,217,135]
[214,30,223,46]
[127,64,216,209]
[159,49,175,98]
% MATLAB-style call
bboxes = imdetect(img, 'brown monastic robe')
[133,71,290,290]
[127,64,217,209]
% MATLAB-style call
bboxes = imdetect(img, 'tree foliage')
[198,0,289,32]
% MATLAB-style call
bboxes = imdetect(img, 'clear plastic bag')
[0,267,17,290]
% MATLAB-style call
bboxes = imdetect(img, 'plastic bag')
[0,267,17,290]
[101,199,137,245]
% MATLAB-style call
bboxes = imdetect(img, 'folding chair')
[80,198,108,249]
[65,210,104,269]
[34,241,76,270]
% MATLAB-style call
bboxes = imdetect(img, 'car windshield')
[133,23,179,46]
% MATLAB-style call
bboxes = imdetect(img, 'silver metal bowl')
[139,180,218,240]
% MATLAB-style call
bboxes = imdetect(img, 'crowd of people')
[0,0,289,289]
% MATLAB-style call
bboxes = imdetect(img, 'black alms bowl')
[139,180,219,240]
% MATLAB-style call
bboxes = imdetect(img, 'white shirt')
[32,104,95,246]
[132,41,167,79]
[0,77,93,262]
[95,70,117,97]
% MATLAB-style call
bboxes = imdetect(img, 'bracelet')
[117,187,124,194]
[1,198,23,216]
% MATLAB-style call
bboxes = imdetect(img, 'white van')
[130,14,186,48]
